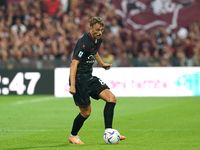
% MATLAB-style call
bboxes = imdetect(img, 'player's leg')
[99,89,126,140]
[69,78,91,144]
[89,76,125,140]
[99,89,116,129]
[71,105,91,135]
[69,105,91,144]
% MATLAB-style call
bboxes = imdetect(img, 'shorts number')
[99,79,105,85]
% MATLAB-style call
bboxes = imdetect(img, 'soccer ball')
[103,129,120,144]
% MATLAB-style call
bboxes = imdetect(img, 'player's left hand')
[102,63,112,70]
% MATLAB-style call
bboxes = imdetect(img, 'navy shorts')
[72,74,109,107]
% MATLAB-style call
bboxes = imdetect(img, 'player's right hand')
[69,86,76,95]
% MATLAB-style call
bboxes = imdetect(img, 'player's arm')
[69,35,85,95]
[95,52,112,70]
[69,59,80,95]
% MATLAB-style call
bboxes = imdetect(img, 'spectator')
[160,58,171,66]
[147,49,160,66]
[60,0,69,13]
[191,44,200,66]
[45,0,61,16]
[136,52,148,66]
[102,49,114,64]
[11,17,27,34]
[109,17,120,36]
[0,38,9,61]
[138,32,153,56]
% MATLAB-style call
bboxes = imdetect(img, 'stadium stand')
[0,0,200,69]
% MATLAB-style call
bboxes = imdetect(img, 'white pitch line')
[129,129,198,131]
[12,96,57,105]
[0,129,70,132]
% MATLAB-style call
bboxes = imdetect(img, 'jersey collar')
[88,33,97,43]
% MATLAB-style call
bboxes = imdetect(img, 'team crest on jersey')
[78,51,83,58]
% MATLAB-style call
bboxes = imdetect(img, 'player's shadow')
[4,144,70,150]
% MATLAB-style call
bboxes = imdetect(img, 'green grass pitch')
[0,95,200,150]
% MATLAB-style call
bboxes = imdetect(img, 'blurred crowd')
[0,0,200,69]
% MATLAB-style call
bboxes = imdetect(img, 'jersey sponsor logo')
[86,55,95,63]
[78,51,83,58]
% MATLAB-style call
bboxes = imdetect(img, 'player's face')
[90,23,104,40]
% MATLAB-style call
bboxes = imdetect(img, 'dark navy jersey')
[72,33,102,74]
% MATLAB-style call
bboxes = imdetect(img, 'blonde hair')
[89,17,104,27]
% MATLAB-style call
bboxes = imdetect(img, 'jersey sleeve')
[72,35,88,61]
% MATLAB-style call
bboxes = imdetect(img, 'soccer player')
[68,17,126,144]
